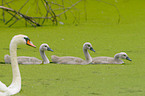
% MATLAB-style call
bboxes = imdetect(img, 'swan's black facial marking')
[24,37,30,43]
[24,37,30,46]
[23,37,36,48]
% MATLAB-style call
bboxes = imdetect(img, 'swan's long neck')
[83,48,92,63]
[114,53,120,60]
[40,50,50,64]
[8,39,21,94]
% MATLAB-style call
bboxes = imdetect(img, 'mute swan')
[0,34,36,96]
[51,42,95,64]
[92,52,132,64]
[4,43,53,64]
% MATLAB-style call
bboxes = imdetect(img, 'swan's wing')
[92,57,124,64]
[51,55,59,63]
[4,54,11,64]
[56,56,85,64]
[0,81,8,92]
[4,55,42,64]
[17,56,42,64]
[92,57,115,64]
[73,57,85,64]
[51,55,85,64]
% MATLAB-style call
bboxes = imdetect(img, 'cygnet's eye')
[123,54,126,56]
[44,45,47,47]
[88,45,90,47]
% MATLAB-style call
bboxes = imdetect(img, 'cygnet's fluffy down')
[51,42,95,65]
[4,55,42,64]
[92,52,132,64]
[51,55,86,64]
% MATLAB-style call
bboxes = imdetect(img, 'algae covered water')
[0,0,145,96]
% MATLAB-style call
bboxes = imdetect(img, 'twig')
[18,0,29,12]
[96,0,120,24]
[70,10,79,24]
[9,18,19,27]
[53,8,74,11]
[44,0,57,24]
[3,0,14,5]
[0,0,83,27]
[0,6,40,26]
[62,0,67,19]
[5,0,29,25]
[26,19,36,27]
[3,0,12,8]
[47,1,64,7]
[32,17,52,19]
[57,0,82,17]
[41,0,50,24]
[2,0,5,22]
[5,12,19,25]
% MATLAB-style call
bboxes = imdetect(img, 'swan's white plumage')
[0,34,36,96]
[0,81,8,92]
[92,52,132,64]
[51,42,95,64]
[4,43,53,64]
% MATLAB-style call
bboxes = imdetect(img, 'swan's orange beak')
[26,40,36,48]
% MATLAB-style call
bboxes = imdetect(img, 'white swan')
[4,43,53,64]
[92,52,132,64]
[0,34,36,96]
[51,42,95,64]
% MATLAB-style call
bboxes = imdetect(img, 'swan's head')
[83,42,95,52]
[39,43,53,52]
[11,34,36,48]
[119,52,132,61]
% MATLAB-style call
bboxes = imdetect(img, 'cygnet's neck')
[114,53,120,60]
[8,39,21,93]
[83,48,92,63]
[39,49,50,64]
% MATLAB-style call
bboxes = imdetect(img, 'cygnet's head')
[39,43,53,52]
[11,34,36,48]
[119,52,132,61]
[83,42,95,52]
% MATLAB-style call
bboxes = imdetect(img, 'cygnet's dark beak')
[47,47,53,52]
[90,47,95,52]
[126,56,132,61]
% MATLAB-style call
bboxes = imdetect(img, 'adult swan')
[0,35,36,96]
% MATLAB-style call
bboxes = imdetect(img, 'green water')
[0,0,145,96]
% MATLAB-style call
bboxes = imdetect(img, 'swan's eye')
[44,46,47,47]
[88,45,90,47]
